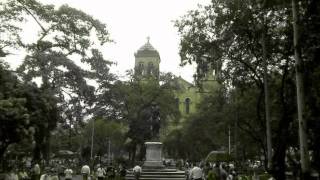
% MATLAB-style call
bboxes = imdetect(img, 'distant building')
[134,37,160,79]
[133,38,220,134]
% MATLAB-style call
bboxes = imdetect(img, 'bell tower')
[134,37,160,79]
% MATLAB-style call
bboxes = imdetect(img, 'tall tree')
[174,0,307,178]
[0,60,58,162]
[97,72,180,163]
[0,61,30,159]
[301,0,320,174]
[257,0,274,169]
[291,0,310,177]
[0,0,115,160]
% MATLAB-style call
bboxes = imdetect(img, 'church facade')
[134,37,160,79]
[133,38,219,133]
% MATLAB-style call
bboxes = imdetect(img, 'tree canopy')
[175,0,320,178]
[0,60,58,162]
[96,72,180,162]
[0,0,115,162]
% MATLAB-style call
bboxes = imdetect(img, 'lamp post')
[108,138,111,165]
[228,126,231,155]
[90,119,95,161]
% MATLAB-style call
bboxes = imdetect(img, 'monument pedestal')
[143,142,164,169]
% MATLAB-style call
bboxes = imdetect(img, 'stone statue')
[140,102,161,141]
[149,103,160,140]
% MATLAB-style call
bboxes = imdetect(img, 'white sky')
[7,0,211,82]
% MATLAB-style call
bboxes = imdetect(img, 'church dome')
[135,37,160,58]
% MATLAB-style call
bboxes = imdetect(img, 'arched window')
[139,62,144,75]
[185,98,190,114]
[147,62,154,75]
[175,98,180,110]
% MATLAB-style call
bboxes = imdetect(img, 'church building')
[134,37,160,79]
[133,38,219,132]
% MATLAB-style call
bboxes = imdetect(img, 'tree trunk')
[33,141,41,163]
[272,105,291,179]
[0,145,8,163]
[131,143,137,165]
[138,143,146,161]
[271,59,292,180]
[43,130,51,163]
[261,21,272,171]
[272,135,287,180]
[234,96,238,161]
[291,0,310,178]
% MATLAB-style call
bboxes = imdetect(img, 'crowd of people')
[2,159,274,180]
[2,162,128,180]
[185,161,237,180]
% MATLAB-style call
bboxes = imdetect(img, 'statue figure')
[140,102,161,141]
[149,103,160,140]
[142,102,160,140]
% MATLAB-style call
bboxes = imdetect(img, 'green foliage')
[0,61,30,157]
[0,0,114,112]
[259,172,272,180]
[300,0,320,173]
[0,97,30,154]
[164,86,229,160]
[175,0,320,178]
[100,73,180,141]
[97,72,180,162]
[0,0,24,57]
[0,60,58,161]
[163,128,186,159]
[175,0,294,87]
[82,119,126,160]
[205,151,233,162]
[207,170,216,180]
[238,175,251,180]
[0,0,115,161]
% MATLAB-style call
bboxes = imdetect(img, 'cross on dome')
[134,36,160,60]
[137,36,157,52]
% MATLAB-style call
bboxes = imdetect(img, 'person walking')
[5,166,19,180]
[184,162,191,180]
[189,163,203,180]
[81,165,91,180]
[50,168,59,180]
[31,163,41,180]
[118,164,127,180]
[132,165,142,180]
[106,165,115,180]
[64,166,73,180]
[219,164,228,180]
[40,167,51,180]
[96,165,105,180]
[203,162,211,180]
[18,166,29,180]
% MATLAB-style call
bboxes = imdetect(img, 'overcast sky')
[8,0,211,82]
